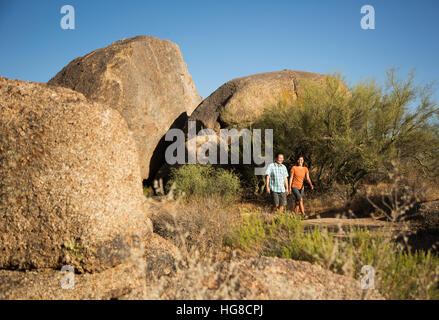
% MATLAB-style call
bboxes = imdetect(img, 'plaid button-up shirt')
[265,162,289,193]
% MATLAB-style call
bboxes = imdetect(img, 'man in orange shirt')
[289,156,314,216]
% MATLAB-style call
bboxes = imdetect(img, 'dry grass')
[149,195,241,262]
[137,195,245,299]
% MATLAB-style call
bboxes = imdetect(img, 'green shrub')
[166,164,241,202]
[143,185,154,197]
[224,209,268,250]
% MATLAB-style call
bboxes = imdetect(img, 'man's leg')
[272,192,280,212]
[278,192,287,213]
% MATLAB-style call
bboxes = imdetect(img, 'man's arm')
[264,164,272,194]
[284,177,289,194]
[306,171,314,190]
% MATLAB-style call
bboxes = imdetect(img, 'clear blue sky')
[1,0,438,101]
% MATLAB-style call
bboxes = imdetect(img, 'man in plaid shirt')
[265,152,289,212]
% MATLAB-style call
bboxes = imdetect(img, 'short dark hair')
[275,152,284,158]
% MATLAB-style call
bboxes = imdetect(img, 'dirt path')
[302,216,407,236]
[303,200,438,251]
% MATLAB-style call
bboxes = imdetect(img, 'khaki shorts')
[272,191,287,206]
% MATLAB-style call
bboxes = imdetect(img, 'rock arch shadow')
[144,111,189,186]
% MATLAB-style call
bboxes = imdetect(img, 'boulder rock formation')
[190,69,347,130]
[124,257,384,300]
[0,76,153,273]
[0,234,179,300]
[48,35,202,180]
[0,260,147,300]
[143,233,178,280]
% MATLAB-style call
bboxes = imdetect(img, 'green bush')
[166,164,241,202]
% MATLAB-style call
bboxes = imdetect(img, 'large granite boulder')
[48,35,202,180]
[0,76,153,273]
[190,69,347,130]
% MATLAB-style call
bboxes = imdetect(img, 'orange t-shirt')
[290,166,309,189]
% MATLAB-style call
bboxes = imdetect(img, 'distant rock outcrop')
[190,69,346,130]
[48,35,202,180]
[0,76,153,273]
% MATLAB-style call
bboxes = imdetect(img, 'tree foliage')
[253,69,439,196]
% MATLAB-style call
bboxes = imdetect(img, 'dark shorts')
[292,187,304,204]
[272,191,287,206]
